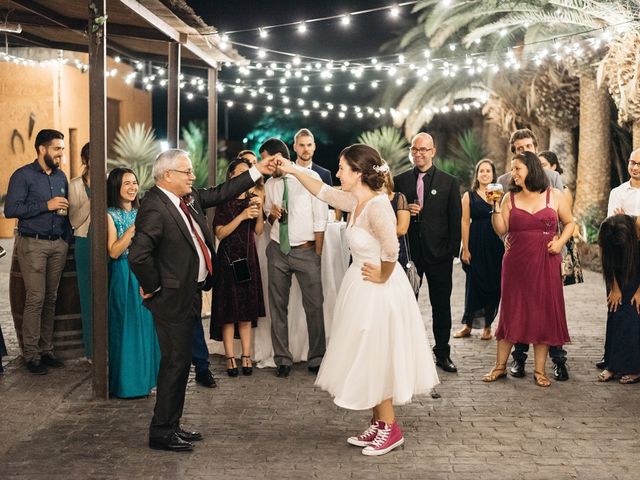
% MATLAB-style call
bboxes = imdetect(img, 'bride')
[275,144,439,456]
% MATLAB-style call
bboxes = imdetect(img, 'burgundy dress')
[210,197,266,341]
[495,189,571,346]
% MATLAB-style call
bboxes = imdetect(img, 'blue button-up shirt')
[5,160,72,239]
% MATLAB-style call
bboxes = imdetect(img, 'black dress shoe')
[595,357,606,369]
[26,360,48,375]
[40,354,65,368]
[308,365,320,374]
[509,359,525,378]
[276,365,291,378]
[435,357,457,373]
[176,426,203,442]
[553,362,569,381]
[195,369,217,388]
[149,433,194,451]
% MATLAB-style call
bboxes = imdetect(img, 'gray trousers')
[16,236,68,362]
[266,240,325,367]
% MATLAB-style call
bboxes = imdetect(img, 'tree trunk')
[549,127,577,191]
[481,120,509,174]
[634,120,640,150]
[574,76,611,223]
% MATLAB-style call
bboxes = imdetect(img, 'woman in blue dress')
[107,167,161,398]
[597,215,640,384]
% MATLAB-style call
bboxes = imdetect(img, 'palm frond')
[357,127,411,175]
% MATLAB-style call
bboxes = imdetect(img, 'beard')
[44,153,59,171]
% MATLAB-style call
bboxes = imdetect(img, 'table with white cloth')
[208,220,350,367]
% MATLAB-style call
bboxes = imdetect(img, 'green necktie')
[279,177,291,254]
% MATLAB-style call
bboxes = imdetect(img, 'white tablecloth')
[208,221,349,367]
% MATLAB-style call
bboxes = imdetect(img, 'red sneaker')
[347,420,380,447]
[362,421,404,456]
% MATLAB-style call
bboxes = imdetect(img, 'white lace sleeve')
[366,197,399,262]
[316,184,357,212]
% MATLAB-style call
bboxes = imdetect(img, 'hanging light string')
[215,2,419,37]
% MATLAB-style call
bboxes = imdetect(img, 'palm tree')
[357,126,411,175]
[108,123,161,193]
[383,0,639,220]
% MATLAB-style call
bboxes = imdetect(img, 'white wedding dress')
[314,185,439,410]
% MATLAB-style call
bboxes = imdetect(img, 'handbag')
[223,219,252,284]
[401,234,421,296]
[562,236,584,286]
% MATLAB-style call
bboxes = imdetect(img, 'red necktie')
[179,199,213,275]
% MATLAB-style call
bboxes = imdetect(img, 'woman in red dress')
[484,151,574,387]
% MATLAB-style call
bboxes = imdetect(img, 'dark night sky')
[153,1,417,167]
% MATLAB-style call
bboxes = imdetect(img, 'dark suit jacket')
[128,171,255,322]
[311,162,333,186]
[394,165,462,264]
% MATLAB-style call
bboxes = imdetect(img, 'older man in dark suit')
[394,133,462,373]
[129,149,274,451]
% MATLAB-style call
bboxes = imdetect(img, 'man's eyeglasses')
[169,169,195,176]
[629,160,640,168]
[410,147,434,155]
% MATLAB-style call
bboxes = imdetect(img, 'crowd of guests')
[2,125,640,455]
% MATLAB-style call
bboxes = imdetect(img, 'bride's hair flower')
[372,161,390,175]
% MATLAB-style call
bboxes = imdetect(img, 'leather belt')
[19,232,61,241]
[291,241,315,249]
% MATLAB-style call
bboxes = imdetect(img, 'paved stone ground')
[1,236,638,479]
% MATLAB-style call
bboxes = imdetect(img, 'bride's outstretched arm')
[277,158,355,212]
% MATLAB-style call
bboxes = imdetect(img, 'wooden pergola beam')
[167,42,181,148]
[88,0,109,400]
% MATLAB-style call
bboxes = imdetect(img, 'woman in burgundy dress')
[484,151,574,387]
[211,158,266,377]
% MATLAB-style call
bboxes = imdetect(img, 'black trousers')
[511,343,567,364]
[414,256,453,359]
[149,290,202,440]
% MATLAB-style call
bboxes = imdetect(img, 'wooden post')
[207,67,218,186]
[167,42,181,147]
[88,0,109,400]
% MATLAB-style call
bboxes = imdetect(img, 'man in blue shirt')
[5,129,72,374]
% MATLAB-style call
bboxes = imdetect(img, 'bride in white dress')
[275,144,439,456]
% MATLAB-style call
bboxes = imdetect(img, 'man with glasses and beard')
[394,133,462,374]
[5,129,72,374]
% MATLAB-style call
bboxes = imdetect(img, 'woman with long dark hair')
[455,159,504,341]
[107,167,160,397]
[485,151,573,387]
[211,158,266,377]
[597,215,640,384]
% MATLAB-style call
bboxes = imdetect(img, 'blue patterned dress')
[108,208,161,398]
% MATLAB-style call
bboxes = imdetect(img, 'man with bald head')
[394,133,462,373]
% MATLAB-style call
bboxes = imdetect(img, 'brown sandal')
[534,370,551,387]
[480,328,492,340]
[482,364,507,382]
[453,326,472,338]
[619,374,640,384]
[597,370,615,382]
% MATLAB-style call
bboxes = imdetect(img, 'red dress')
[495,189,571,346]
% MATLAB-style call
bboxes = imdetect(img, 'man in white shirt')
[293,128,333,186]
[261,138,328,378]
[607,149,640,217]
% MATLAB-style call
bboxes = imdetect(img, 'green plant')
[357,126,411,175]
[108,122,161,193]
[448,129,487,186]
[182,121,230,186]
[581,205,605,244]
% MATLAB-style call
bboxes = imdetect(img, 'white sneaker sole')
[347,437,372,447]
[361,437,404,456]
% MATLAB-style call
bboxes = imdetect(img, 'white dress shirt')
[264,166,328,246]
[158,186,212,282]
[607,181,640,217]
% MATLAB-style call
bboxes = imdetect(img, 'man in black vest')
[394,133,462,373]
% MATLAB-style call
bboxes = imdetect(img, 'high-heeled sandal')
[533,370,551,387]
[241,355,253,376]
[482,364,507,382]
[226,357,238,377]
